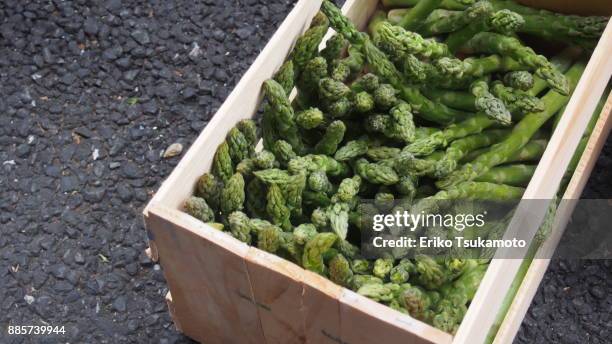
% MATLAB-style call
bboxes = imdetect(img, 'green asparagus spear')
[351,73,381,93]
[335,139,370,161]
[228,211,252,244]
[398,0,445,31]
[475,164,536,187]
[331,44,366,82]
[434,129,510,178]
[263,79,305,153]
[220,173,246,215]
[322,2,470,124]
[464,32,569,95]
[329,254,354,287]
[503,71,534,91]
[382,0,472,10]
[355,158,400,185]
[322,33,348,63]
[438,61,585,189]
[196,173,223,212]
[315,121,347,156]
[185,196,215,223]
[212,141,234,183]
[296,108,325,129]
[470,79,512,125]
[413,2,494,36]
[492,81,545,116]
[460,138,548,164]
[403,114,497,157]
[303,233,338,275]
[266,183,292,231]
[445,6,524,53]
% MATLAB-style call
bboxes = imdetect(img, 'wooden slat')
[454,18,612,344]
[145,205,265,344]
[244,248,306,344]
[492,92,612,344]
[339,289,453,344]
[301,271,343,344]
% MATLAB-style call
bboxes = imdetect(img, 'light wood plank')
[145,204,265,344]
[301,271,344,344]
[244,248,306,344]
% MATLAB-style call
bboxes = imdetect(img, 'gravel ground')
[0,1,609,344]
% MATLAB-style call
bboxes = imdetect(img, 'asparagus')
[397,0,445,31]
[185,196,215,223]
[405,3,493,36]
[266,183,292,231]
[438,61,585,189]
[470,79,512,125]
[445,6,524,53]
[491,81,545,115]
[412,181,525,216]
[220,173,246,216]
[315,120,347,155]
[212,141,234,183]
[382,0,473,10]
[464,32,569,95]
[434,129,510,178]
[322,3,471,124]
[331,44,366,82]
[403,114,497,157]
[475,164,537,187]
[335,139,369,161]
[303,233,338,275]
[355,158,400,185]
[370,16,450,60]
[460,138,548,164]
[321,34,347,64]
[502,71,534,91]
[484,194,558,343]
[228,211,252,244]
[196,173,223,212]
[263,80,305,154]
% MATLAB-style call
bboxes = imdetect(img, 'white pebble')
[163,143,183,159]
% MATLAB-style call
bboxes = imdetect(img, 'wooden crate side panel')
[455,18,612,344]
[492,92,612,344]
[145,206,265,344]
[301,271,343,344]
[339,290,453,344]
[245,248,306,344]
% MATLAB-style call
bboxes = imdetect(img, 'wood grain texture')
[301,271,343,344]
[145,205,265,344]
[244,248,306,344]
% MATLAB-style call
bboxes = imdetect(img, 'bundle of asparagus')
[184,0,607,334]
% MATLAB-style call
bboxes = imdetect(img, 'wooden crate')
[143,1,612,343]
